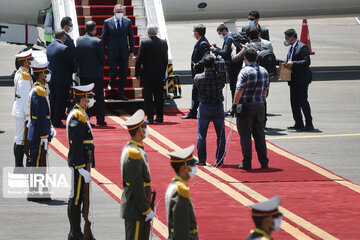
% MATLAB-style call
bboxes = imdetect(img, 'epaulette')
[74,110,87,123]
[128,147,142,160]
[20,71,30,81]
[176,181,190,199]
[34,86,46,97]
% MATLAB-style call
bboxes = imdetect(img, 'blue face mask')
[249,20,255,27]
[69,26,73,33]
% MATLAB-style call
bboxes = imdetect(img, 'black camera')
[214,55,226,81]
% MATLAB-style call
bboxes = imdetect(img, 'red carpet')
[50,109,360,239]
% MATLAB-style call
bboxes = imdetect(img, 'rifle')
[83,150,94,240]
[145,190,157,240]
[24,121,30,167]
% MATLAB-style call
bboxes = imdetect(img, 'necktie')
[116,19,120,30]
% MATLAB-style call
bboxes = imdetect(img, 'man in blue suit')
[182,24,210,119]
[47,29,75,128]
[283,29,314,131]
[76,21,107,126]
[102,4,135,100]
[61,17,76,57]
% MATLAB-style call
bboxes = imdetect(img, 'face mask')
[192,32,196,38]
[283,40,290,47]
[189,165,198,179]
[45,73,51,82]
[249,20,255,27]
[273,217,282,232]
[68,26,73,33]
[115,13,123,19]
[218,34,224,40]
[143,127,149,138]
[87,98,95,108]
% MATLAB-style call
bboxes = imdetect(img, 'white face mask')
[87,98,95,108]
[273,217,282,232]
[192,32,196,38]
[218,34,224,40]
[45,73,51,82]
[283,40,290,47]
[143,127,149,138]
[115,12,123,19]
[189,165,198,179]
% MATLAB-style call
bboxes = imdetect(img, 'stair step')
[78,15,139,26]
[78,25,139,37]
[132,0,143,7]
[76,6,137,16]
[103,77,142,88]
[105,88,144,99]
[102,66,135,77]
[75,0,132,6]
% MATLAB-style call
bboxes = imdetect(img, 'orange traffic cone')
[300,19,315,55]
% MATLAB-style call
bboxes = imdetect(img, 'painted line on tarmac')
[225,121,360,194]
[113,110,337,240]
[267,133,360,140]
[50,138,169,239]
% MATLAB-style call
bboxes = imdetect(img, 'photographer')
[194,54,226,167]
[231,48,269,170]
[211,24,242,101]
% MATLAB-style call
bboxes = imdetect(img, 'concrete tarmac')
[0,16,359,239]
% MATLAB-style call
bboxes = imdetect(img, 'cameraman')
[194,54,226,167]
[211,24,242,101]
[231,48,269,170]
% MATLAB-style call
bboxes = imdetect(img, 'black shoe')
[236,164,251,170]
[213,162,224,167]
[287,124,304,130]
[181,115,197,119]
[197,161,206,166]
[147,119,154,124]
[261,165,269,169]
[116,95,128,100]
[53,122,66,128]
[97,121,107,126]
[155,118,163,123]
[90,123,95,128]
[302,125,314,132]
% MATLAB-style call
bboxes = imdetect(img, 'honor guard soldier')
[121,109,155,240]
[12,49,34,167]
[247,196,283,240]
[27,62,56,168]
[165,145,199,240]
[66,83,95,240]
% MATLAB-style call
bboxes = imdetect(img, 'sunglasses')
[248,18,255,21]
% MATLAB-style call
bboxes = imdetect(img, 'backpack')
[249,42,277,76]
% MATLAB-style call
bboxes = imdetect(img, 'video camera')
[214,54,226,81]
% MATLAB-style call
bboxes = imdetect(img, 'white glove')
[40,138,48,150]
[78,168,91,183]
[145,210,155,221]
[25,116,30,128]
[50,127,57,140]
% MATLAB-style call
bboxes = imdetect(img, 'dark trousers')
[228,68,241,101]
[197,103,226,164]
[80,77,105,123]
[290,85,313,127]
[28,138,43,167]
[109,56,128,97]
[236,104,268,169]
[143,81,164,121]
[125,218,147,240]
[68,168,84,233]
[49,83,70,125]
[188,83,199,117]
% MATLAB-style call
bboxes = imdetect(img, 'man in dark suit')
[212,24,242,101]
[102,4,135,100]
[283,29,314,131]
[242,10,270,41]
[76,21,107,126]
[47,29,75,128]
[61,17,76,59]
[135,24,168,123]
[182,24,210,119]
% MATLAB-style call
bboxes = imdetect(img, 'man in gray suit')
[102,4,135,100]
[76,21,106,126]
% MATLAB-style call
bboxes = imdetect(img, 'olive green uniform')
[165,176,198,240]
[120,140,152,240]
[246,228,272,240]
